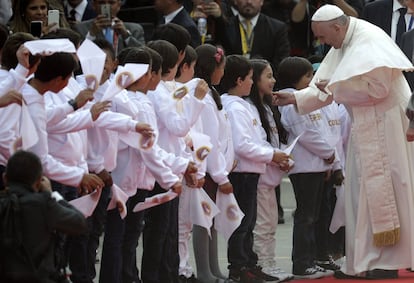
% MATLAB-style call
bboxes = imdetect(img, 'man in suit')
[154,0,201,47]
[363,0,411,45]
[73,0,145,55]
[65,0,97,26]
[215,0,290,72]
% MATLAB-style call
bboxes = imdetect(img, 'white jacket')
[279,88,335,174]
[246,98,285,189]
[200,91,234,185]
[221,94,274,174]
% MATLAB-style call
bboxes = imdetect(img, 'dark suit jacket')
[74,19,145,53]
[216,13,290,71]
[170,8,201,48]
[362,0,393,36]
[400,30,414,91]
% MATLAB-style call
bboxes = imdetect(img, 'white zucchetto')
[312,4,345,22]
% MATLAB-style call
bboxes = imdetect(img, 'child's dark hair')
[147,40,178,76]
[176,45,197,79]
[93,38,116,61]
[276,56,313,90]
[1,32,36,70]
[152,23,190,54]
[250,59,288,144]
[35,52,77,82]
[195,44,225,110]
[41,28,82,48]
[121,47,152,66]
[117,47,135,66]
[6,150,42,187]
[219,55,251,93]
[145,46,163,74]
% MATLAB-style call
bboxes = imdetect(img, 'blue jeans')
[289,172,325,273]
[99,189,147,283]
[227,172,259,271]
[70,185,111,283]
[141,183,179,283]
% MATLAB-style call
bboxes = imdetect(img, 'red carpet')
[291,270,414,282]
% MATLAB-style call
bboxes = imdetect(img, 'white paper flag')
[118,131,155,150]
[133,190,178,212]
[69,189,102,218]
[189,188,220,236]
[77,39,106,90]
[215,192,244,242]
[106,184,129,219]
[190,131,212,164]
[283,134,301,155]
[329,184,346,233]
[101,64,149,101]
[24,39,76,55]
[171,78,200,100]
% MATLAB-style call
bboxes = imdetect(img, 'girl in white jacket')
[248,59,293,282]
[192,43,234,283]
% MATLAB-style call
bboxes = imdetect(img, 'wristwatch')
[68,99,78,111]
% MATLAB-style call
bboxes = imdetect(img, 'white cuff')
[51,191,64,202]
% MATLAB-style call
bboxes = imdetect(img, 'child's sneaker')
[293,266,329,279]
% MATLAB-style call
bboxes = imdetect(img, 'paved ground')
[94,177,296,281]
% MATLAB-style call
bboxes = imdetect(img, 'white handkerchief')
[24,39,76,55]
[133,190,178,212]
[101,64,149,101]
[190,131,212,164]
[189,188,220,236]
[329,184,345,233]
[20,101,39,150]
[215,192,244,242]
[69,189,102,218]
[77,39,106,90]
[107,184,129,219]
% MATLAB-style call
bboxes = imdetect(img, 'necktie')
[396,7,407,45]
[104,28,113,45]
[68,9,76,21]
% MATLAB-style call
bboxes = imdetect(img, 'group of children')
[0,22,351,283]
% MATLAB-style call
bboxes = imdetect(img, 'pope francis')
[275,4,414,280]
